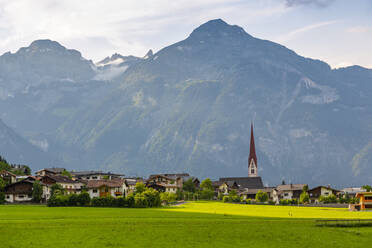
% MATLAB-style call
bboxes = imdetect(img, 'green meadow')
[1,202,372,248]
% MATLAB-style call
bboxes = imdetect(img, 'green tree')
[61,170,72,179]
[135,182,146,194]
[0,178,6,190]
[300,191,310,204]
[32,180,43,203]
[50,184,64,197]
[200,188,214,200]
[302,185,309,192]
[200,178,213,190]
[183,178,196,193]
[77,192,91,206]
[362,185,372,192]
[255,190,269,203]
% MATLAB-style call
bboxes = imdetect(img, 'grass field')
[1,202,372,247]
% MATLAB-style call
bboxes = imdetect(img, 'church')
[219,123,264,189]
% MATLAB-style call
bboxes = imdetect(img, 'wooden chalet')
[4,178,36,203]
[85,179,126,198]
[308,185,340,203]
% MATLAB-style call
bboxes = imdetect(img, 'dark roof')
[43,175,77,184]
[70,171,124,177]
[148,173,190,180]
[37,168,66,174]
[219,177,264,189]
[4,179,34,194]
[308,185,339,192]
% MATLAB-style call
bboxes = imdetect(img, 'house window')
[251,169,255,174]
[93,189,98,193]
[92,176,98,179]
[284,193,289,197]
[324,192,329,196]
[6,195,9,199]
[18,195,24,198]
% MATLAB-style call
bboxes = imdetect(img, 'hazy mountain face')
[0,19,371,186]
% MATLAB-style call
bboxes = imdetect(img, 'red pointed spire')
[248,123,257,168]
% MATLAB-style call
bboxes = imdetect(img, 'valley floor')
[1,202,372,247]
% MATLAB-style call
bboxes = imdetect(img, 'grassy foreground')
[0,202,371,248]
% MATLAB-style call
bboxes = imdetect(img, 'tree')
[77,192,91,206]
[200,178,213,190]
[50,184,64,197]
[183,178,196,193]
[0,178,5,191]
[32,180,43,203]
[300,191,310,204]
[255,190,269,203]
[135,182,146,194]
[302,185,309,192]
[200,188,214,200]
[362,185,372,192]
[61,170,72,179]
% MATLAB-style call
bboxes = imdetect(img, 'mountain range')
[0,19,371,187]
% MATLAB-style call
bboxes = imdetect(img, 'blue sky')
[0,0,371,68]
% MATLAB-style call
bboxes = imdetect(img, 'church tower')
[248,123,258,177]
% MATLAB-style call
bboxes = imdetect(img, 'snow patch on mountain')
[301,77,339,104]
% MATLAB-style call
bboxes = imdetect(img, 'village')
[1,125,371,210]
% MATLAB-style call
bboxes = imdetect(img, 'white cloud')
[277,20,339,42]
[0,0,287,61]
[346,26,370,33]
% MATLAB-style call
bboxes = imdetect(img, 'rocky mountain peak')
[188,19,251,40]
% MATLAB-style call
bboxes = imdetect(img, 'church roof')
[219,177,264,189]
[248,123,257,167]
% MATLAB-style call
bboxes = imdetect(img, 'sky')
[0,0,371,68]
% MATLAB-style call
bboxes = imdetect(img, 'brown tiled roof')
[276,184,306,191]
[86,179,124,189]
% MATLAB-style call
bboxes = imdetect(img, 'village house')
[4,177,35,203]
[218,181,239,195]
[308,185,340,203]
[85,179,126,198]
[272,184,306,203]
[123,177,143,195]
[0,170,16,184]
[40,174,84,200]
[70,171,124,180]
[146,173,199,193]
[340,187,366,198]
[240,187,275,200]
[35,168,66,177]
[355,192,372,210]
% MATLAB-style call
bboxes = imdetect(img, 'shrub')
[223,196,229,203]
[127,194,135,207]
[255,190,269,203]
[143,188,161,207]
[245,199,252,204]
[300,192,310,204]
[0,192,5,204]
[68,194,79,206]
[77,192,91,206]
[160,192,177,205]
[200,188,214,200]
[134,194,147,208]
[268,200,275,205]
[116,196,127,207]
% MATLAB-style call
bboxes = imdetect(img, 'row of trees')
[0,156,31,176]
[47,182,163,208]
